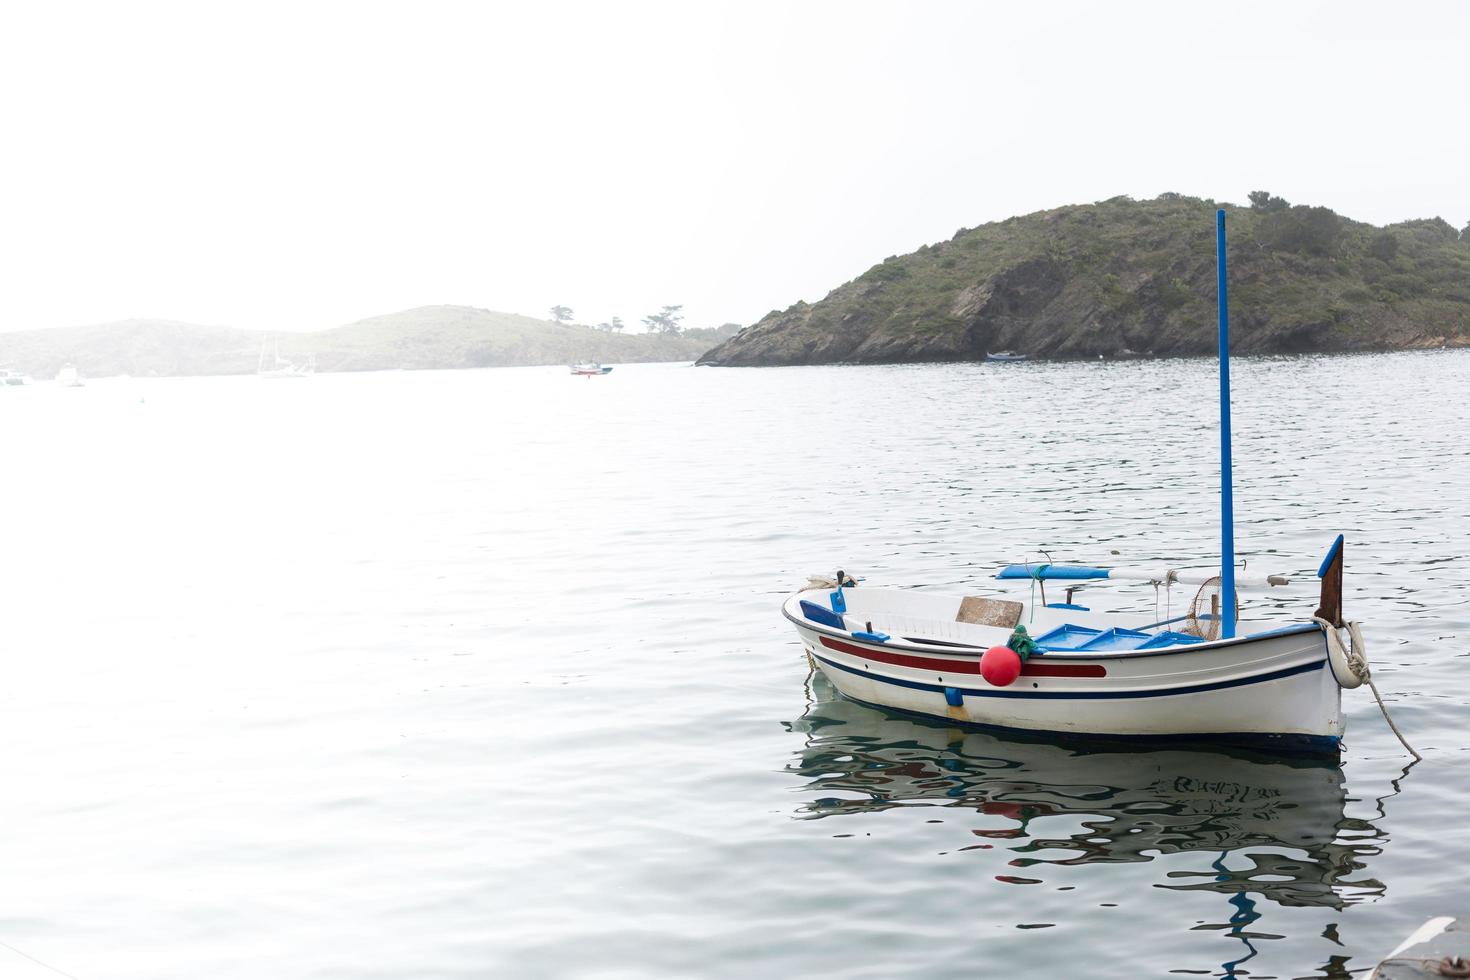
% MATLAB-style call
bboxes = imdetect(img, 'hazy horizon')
[0,304,705,337]
[2,0,1466,335]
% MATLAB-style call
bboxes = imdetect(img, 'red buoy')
[980,645,1022,687]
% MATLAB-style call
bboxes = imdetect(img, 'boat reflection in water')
[786,673,1388,975]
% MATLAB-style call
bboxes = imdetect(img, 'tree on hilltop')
[643,305,685,334]
[1248,190,1290,213]
[1260,205,1343,256]
[549,305,574,324]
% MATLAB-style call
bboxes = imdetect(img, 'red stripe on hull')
[1022,662,1107,678]
[817,635,1106,678]
[820,636,982,672]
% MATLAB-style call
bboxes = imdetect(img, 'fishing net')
[1184,576,1241,640]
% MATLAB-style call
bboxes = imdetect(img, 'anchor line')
[1314,617,1421,762]
[0,937,84,980]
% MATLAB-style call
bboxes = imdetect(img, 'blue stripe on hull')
[813,653,1327,700]
[834,691,1342,756]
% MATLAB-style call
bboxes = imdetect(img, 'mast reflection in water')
[785,672,1389,975]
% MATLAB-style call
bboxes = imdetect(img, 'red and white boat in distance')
[569,362,613,376]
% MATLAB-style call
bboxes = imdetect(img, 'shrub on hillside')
[1367,230,1399,262]
[1396,217,1459,243]
[1156,277,1194,310]
[860,259,910,283]
[1261,206,1344,256]
[1377,273,1432,300]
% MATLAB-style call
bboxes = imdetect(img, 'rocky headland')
[698,194,1470,366]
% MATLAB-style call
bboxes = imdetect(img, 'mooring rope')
[1314,616,1422,762]
[0,937,83,980]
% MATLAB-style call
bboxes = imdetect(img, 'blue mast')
[1217,209,1236,639]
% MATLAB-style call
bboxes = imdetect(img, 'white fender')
[1318,619,1367,690]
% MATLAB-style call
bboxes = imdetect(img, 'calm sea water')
[1,352,1467,979]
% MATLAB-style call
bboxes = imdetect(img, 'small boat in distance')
[2,367,27,386]
[569,362,613,376]
[986,351,1028,362]
[56,364,84,387]
[258,340,314,379]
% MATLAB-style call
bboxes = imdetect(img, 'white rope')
[0,938,83,980]
[1314,617,1421,762]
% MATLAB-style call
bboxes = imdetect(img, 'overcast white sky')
[0,0,1465,333]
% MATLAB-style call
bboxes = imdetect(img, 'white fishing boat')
[55,363,83,387]
[783,211,1391,756]
[985,350,1028,362]
[569,362,613,376]
[785,559,1349,754]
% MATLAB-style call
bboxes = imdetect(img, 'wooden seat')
[955,596,1023,629]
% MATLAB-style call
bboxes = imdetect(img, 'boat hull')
[786,592,1344,754]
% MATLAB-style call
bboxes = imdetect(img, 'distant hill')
[304,306,736,372]
[0,307,736,378]
[699,193,1470,366]
[0,319,262,378]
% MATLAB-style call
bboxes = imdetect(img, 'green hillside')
[303,306,734,372]
[699,193,1470,365]
[0,319,262,378]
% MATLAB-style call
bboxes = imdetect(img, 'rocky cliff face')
[699,195,1470,366]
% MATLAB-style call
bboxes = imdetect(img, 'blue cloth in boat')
[799,599,846,630]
